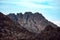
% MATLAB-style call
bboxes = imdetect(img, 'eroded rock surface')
[0,12,60,40]
[7,12,58,33]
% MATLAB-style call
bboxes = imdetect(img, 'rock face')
[7,12,58,33]
[0,12,60,40]
[0,12,36,40]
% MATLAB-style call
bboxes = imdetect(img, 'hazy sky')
[0,0,60,26]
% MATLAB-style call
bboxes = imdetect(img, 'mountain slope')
[35,25,60,40]
[0,12,37,40]
[0,12,60,40]
[7,12,58,33]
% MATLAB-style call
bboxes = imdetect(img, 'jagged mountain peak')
[0,12,36,40]
[17,13,23,16]
[34,12,42,15]
[7,12,58,33]
[0,12,60,40]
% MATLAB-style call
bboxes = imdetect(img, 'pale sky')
[0,0,60,26]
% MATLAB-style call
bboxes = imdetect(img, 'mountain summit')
[7,12,58,33]
[0,12,60,40]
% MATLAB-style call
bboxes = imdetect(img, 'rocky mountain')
[7,12,58,33]
[0,12,36,40]
[0,12,60,40]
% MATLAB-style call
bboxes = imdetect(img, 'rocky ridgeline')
[0,12,60,40]
[7,12,58,33]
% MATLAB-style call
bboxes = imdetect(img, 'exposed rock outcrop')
[0,12,36,40]
[7,12,58,33]
[0,12,60,40]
